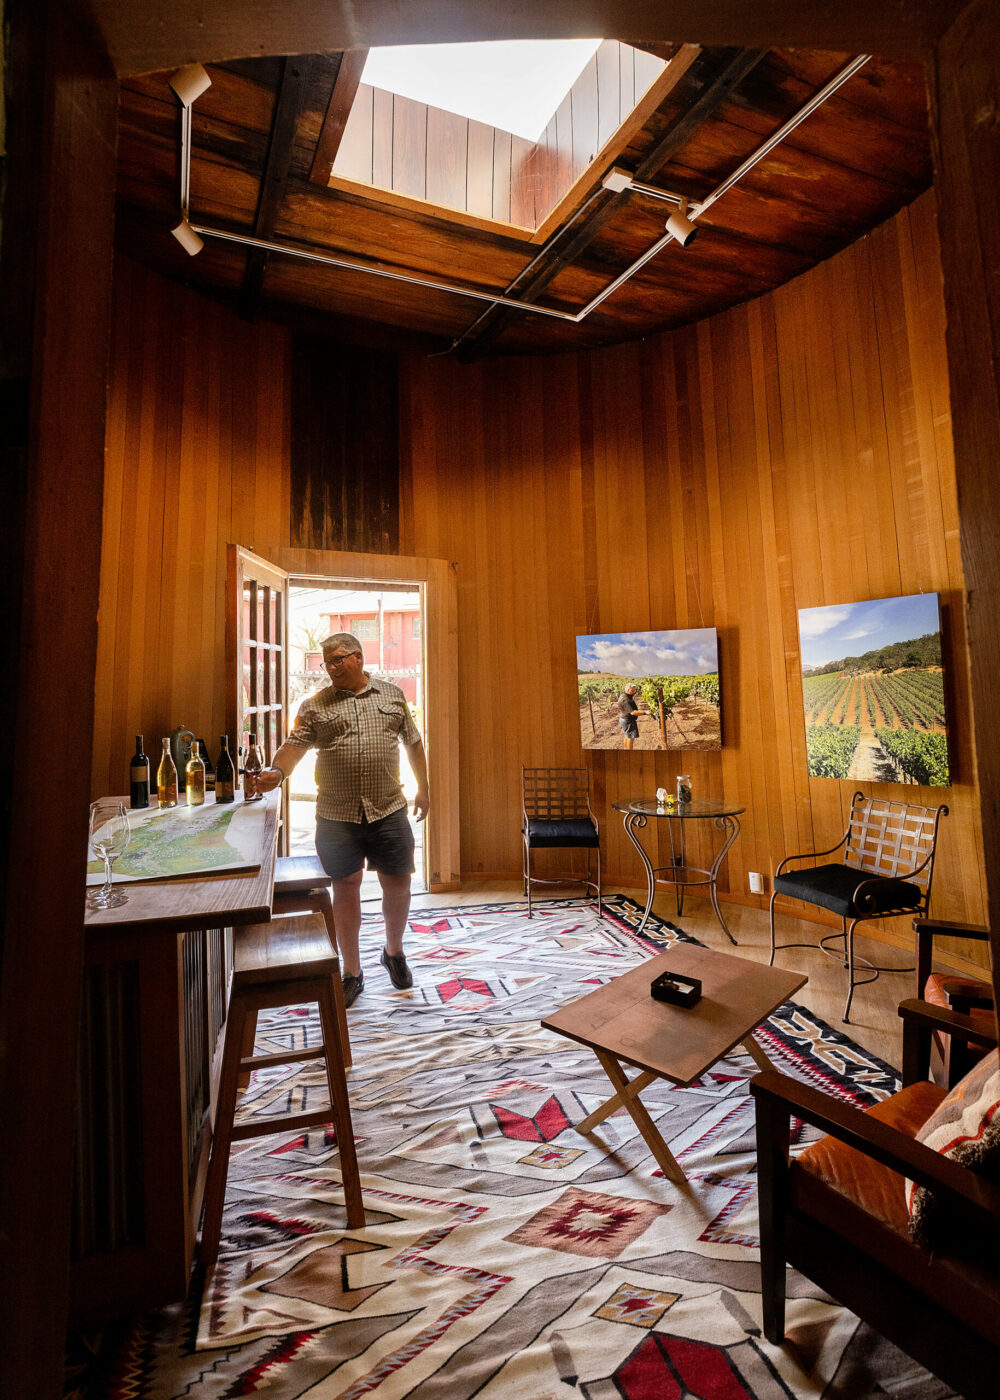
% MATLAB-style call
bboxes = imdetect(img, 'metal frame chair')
[522,766,601,917]
[769,790,948,1021]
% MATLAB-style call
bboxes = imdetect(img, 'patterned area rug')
[104,895,953,1399]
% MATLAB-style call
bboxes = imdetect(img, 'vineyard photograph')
[798,593,950,786]
[577,627,721,751]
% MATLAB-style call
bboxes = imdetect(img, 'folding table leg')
[576,1069,659,1131]
[589,1050,687,1184]
[741,1033,773,1073]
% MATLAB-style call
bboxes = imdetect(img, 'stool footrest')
[230,1107,343,1142]
[242,1045,326,1071]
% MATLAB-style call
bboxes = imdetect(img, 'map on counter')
[86,801,269,884]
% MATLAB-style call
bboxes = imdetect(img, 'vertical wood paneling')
[372,86,393,190]
[404,192,987,962]
[426,106,468,211]
[96,197,987,973]
[391,92,426,201]
[467,118,495,219]
[93,258,291,797]
[596,40,622,147]
[289,334,400,554]
[336,81,374,183]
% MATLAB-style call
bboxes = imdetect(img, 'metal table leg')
[708,814,741,945]
[622,810,655,933]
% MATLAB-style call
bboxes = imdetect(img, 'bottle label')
[131,761,149,778]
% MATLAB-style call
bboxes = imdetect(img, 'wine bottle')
[215,735,235,803]
[198,738,215,792]
[130,734,150,809]
[185,743,206,806]
[243,730,263,802]
[157,737,179,808]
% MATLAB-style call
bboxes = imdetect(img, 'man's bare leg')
[331,869,364,978]
[378,872,412,956]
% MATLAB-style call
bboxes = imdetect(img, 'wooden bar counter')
[71,793,280,1318]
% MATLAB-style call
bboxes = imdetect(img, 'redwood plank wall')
[403,190,986,954]
[93,258,291,793]
[94,192,986,966]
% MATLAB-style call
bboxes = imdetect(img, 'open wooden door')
[226,545,290,848]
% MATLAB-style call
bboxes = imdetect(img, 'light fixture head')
[168,63,212,107]
[171,219,205,256]
[666,199,698,248]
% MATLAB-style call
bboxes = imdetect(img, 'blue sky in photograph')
[577,629,718,677]
[798,593,941,670]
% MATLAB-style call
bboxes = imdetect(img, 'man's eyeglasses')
[325,652,360,667]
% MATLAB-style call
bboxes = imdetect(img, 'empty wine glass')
[87,801,131,909]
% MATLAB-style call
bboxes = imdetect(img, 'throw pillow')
[907,1047,1000,1249]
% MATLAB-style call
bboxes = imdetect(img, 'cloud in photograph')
[798,593,940,670]
[577,628,718,677]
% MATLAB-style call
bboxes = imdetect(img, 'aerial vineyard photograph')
[798,593,950,785]
[577,628,721,751]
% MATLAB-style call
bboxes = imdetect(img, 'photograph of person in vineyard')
[576,629,722,752]
[617,683,641,750]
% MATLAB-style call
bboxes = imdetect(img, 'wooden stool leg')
[315,890,351,1069]
[237,1008,258,1090]
[201,992,251,1266]
[316,982,365,1229]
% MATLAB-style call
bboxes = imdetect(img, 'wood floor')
[407,882,919,1072]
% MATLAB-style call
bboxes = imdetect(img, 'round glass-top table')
[611,797,746,942]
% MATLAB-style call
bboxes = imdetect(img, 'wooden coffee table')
[542,943,806,1183]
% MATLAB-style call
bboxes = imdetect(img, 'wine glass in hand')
[88,801,131,909]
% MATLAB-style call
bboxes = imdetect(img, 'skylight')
[361,39,604,143]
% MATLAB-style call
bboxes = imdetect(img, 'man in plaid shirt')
[255,633,429,1006]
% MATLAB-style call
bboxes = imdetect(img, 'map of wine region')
[86,801,269,883]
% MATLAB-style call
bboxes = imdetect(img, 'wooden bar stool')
[272,854,351,1066]
[200,912,365,1266]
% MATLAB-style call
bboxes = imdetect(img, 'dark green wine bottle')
[130,734,150,809]
[215,735,235,803]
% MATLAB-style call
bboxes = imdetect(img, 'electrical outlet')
[748,871,763,895]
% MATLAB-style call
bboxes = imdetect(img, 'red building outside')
[305,593,423,705]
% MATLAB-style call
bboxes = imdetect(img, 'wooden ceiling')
[114,42,931,358]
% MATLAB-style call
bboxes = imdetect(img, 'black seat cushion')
[774,862,923,918]
[525,818,600,848]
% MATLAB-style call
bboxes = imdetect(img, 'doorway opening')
[287,580,427,897]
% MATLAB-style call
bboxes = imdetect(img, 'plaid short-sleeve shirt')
[285,675,421,822]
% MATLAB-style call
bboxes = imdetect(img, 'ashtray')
[650,970,702,1008]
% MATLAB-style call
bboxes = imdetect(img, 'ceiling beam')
[90,0,963,77]
[309,47,368,185]
[238,54,317,320]
[453,46,769,359]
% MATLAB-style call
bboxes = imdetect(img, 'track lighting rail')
[169,52,870,330]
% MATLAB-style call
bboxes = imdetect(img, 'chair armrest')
[898,997,997,1085]
[751,1069,1000,1231]
[774,835,848,877]
[912,917,991,942]
[897,998,998,1046]
[941,980,995,1012]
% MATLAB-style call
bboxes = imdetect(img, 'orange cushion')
[796,1081,946,1234]
[924,973,995,1031]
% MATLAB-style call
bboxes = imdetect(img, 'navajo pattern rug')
[102,896,953,1399]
